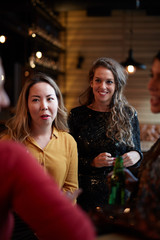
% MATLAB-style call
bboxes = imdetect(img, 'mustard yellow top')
[2,128,78,193]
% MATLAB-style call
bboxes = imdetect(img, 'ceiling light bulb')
[36,51,42,59]
[32,33,36,38]
[121,49,146,74]
[0,35,6,43]
[126,65,136,74]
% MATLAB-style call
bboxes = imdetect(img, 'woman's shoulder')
[0,134,11,141]
[69,105,86,114]
[58,131,77,145]
[124,105,137,117]
[68,106,88,123]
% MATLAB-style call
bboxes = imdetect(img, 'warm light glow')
[0,35,6,43]
[30,62,35,68]
[96,206,101,211]
[124,208,130,213]
[36,51,42,59]
[126,65,136,74]
[24,71,30,77]
[1,74,4,82]
[32,33,36,38]
[29,59,36,68]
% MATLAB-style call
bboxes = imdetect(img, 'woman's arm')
[122,112,143,168]
[62,135,79,203]
[131,112,143,160]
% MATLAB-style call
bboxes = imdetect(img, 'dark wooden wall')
[60,9,160,124]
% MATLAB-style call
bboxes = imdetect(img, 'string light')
[0,35,6,44]
[36,51,42,59]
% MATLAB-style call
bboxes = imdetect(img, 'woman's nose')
[100,81,106,88]
[40,101,48,110]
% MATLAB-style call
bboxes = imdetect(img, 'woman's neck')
[30,124,52,139]
[30,125,53,149]
[88,102,110,112]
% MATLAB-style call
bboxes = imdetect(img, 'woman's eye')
[95,79,101,83]
[48,97,54,101]
[32,98,39,102]
[106,80,113,84]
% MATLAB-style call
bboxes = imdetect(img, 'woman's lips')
[40,115,50,119]
[98,91,108,96]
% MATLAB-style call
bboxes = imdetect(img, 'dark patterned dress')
[68,105,142,211]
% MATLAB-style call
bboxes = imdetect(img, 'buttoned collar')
[52,127,59,138]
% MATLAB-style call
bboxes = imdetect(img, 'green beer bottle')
[108,156,125,205]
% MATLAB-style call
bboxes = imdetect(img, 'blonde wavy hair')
[5,72,68,142]
[79,57,136,147]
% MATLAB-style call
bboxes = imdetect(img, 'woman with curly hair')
[68,57,142,211]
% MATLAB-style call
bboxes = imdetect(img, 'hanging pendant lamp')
[121,48,146,74]
[121,0,146,74]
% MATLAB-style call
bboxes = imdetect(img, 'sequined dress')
[68,105,142,211]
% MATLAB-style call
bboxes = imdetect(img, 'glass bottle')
[108,156,125,205]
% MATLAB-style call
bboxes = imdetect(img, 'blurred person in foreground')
[0,56,96,240]
[131,50,160,238]
[106,51,160,240]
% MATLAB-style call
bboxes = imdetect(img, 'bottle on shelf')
[108,156,125,205]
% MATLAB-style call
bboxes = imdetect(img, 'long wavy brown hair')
[5,72,68,142]
[79,57,136,147]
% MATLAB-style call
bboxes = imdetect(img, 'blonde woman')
[2,72,78,239]
[0,59,95,240]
